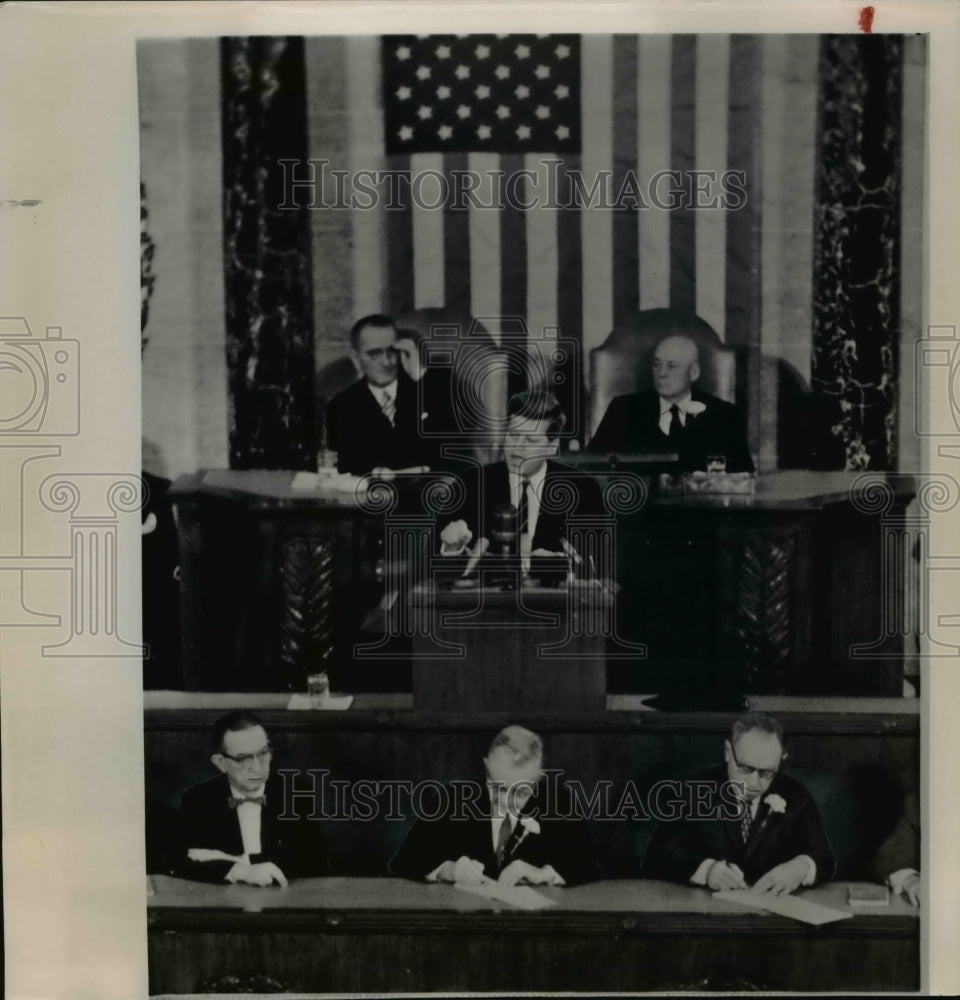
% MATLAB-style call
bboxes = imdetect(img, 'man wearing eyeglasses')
[173,711,327,886]
[325,314,457,475]
[643,713,834,895]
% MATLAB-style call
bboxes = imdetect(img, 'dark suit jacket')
[389,781,600,886]
[871,792,920,881]
[173,774,328,883]
[588,387,755,473]
[642,764,835,886]
[442,459,606,554]
[141,471,181,687]
[326,368,458,475]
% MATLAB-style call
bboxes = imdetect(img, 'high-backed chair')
[395,307,508,466]
[588,308,737,441]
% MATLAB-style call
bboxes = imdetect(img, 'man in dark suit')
[588,334,754,473]
[643,713,834,893]
[173,711,327,886]
[326,313,459,475]
[390,725,600,886]
[871,792,920,906]
[438,390,606,561]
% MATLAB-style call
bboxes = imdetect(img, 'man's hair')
[506,390,566,440]
[349,313,396,350]
[654,333,700,364]
[730,712,784,749]
[488,724,544,767]
[211,710,265,754]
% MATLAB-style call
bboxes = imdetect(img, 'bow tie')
[228,795,266,809]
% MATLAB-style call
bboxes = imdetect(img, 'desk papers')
[454,882,558,910]
[715,890,853,925]
[286,694,354,710]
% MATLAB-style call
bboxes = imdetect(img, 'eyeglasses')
[729,743,781,782]
[219,745,273,767]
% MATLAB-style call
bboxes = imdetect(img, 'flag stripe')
[556,155,583,433]
[694,34,729,340]
[526,154,560,389]
[386,152,414,313]
[670,35,697,312]
[467,152,502,337]
[500,152,528,396]
[443,151,471,313]
[581,34,614,358]
[612,34,639,326]
[637,34,671,310]
[305,37,353,352]
[347,36,386,318]
[412,152,446,307]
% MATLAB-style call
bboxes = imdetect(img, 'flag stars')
[515,44,531,59]
[435,44,451,59]
[436,85,451,100]
[416,65,432,81]
[396,45,412,61]
[477,124,492,140]
[555,44,571,59]
[456,104,472,119]
[514,84,530,99]
[438,124,453,140]
[398,125,414,141]
[555,124,570,140]
[534,64,551,79]
[475,43,491,59]
[396,85,412,101]
[454,64,471,80]
[495,104,511,119]
[535,104,550,119]
[516,124,532,140]
[417,105,433,120]
[554,84,570,100]
[475,84,491,99]
[494,64,511,80]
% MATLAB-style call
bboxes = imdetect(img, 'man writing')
[173,711,327,886]
[643,713,834,894]
[588,333,754,473]
[438,390,605,565]
[389,725,600,886]
[325,313,457,475]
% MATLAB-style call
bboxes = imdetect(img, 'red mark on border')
[859,6,875,33]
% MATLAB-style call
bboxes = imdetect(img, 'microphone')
[461,536,490,578]
[490,503,519,556]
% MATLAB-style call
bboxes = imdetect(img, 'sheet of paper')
[715,890,853,926]
[286,694,354,711]
[453,882,557,911]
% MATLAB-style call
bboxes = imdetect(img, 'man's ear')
[211,752,228,775]
[723,740,732,762]
[689,361,701,384]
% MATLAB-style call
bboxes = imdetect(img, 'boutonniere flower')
[421,411,429,420]
[682,400,707,417]
[764,793,787,814]
[519,815,541,837]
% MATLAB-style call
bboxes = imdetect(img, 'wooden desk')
[147,875,918,992]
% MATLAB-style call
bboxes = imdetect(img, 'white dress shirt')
[658,391,693,436]
[508,463,547,546]
[368,379,398,422]
[225,787,264,882]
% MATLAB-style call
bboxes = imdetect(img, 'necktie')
[380,390,396,426]
[228,795,266,809]
[495,815,513,869]
[518,479,530,537]
[740,802,753,843]
[667,403,683,442]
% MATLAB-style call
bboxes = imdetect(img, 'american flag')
[382,34,581,154]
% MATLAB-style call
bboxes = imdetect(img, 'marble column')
[811,35,902,470]
[221,37,317,470]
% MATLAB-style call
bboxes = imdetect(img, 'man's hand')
[497,859,551,887]
[394,337,423,381]
[896,871,921,907]
[706,860,748,891]
[229,861,289,887]
[440,519,473,556]
[752,856,808,896]
[435,856,491,885]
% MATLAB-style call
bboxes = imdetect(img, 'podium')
[407,579,613,714]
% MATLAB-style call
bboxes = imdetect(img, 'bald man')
[588,334,754,473]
